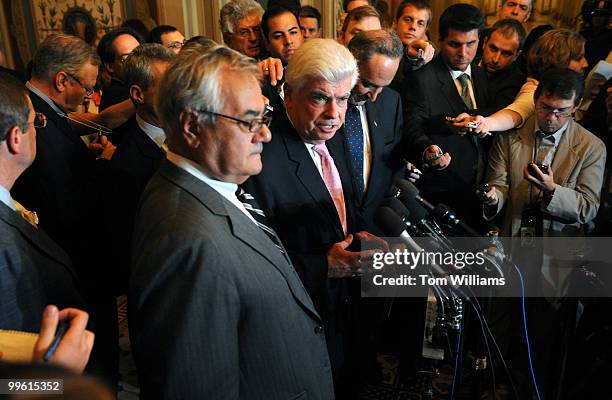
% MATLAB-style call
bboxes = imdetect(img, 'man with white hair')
[243,38,387,398]
[129,44,334,399]
[220,0,265,59]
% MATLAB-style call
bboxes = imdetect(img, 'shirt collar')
[0,184,16,211]
[534,118,569,143]
[449,64,472,80]
[136,114,166,148]
[25,81,68,118]
[165,149,238,198]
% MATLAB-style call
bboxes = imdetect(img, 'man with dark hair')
[390,0,436,90]
[344,29,406,231]
[261,2,303,65]
[338,5,382,46]
[403,3,491,229]
[481,18,526,110]
[482,68,605,398]
[146,25,185,53]
[104,44,174,294]
[300,5,322,40]
[97,27,143,110]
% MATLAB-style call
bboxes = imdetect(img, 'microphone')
[374,206,449,278]
[395,179,481,238]
[387,184,454,250]
[395,179,434,212]
[378,197,423,236]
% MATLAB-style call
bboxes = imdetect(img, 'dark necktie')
[344,105,365,196]
[236,188,286,256]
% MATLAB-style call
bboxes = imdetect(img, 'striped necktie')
[236,188,286,256]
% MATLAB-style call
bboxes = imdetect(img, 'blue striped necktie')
[344,105,365,196]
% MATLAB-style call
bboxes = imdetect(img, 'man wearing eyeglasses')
[482,68,605,237]
[11,33,118,388]
[97,27,143,111]
[479,68,605,399]
[129,44,334,399]
[146,25,186,54]
[0,72,86,348]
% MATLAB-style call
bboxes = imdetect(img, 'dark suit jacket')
[129,160,334,400]
[339,88,405,234]
[104,116,164,292]
[486,62,525,112]
[243,113,362,321]
[99,78,129,111]
[402,54,491,226]
[0,202,83,331]
[12,90,103,276]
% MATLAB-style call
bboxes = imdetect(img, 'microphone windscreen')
[395,178,420,198]
[374,206,406,237]
[379,197,411,219]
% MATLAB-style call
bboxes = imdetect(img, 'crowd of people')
[1,0,611,399]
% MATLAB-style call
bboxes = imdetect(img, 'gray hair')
[285,38,359,94]
[124,43,175,91]
[31,33,100,81]
[347,29,403,65]
[156,44,259,140]
[220,0,264,36]
[0,74,29,142]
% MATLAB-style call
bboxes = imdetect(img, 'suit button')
[314,325,324,334]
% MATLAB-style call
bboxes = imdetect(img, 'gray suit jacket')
[129,160,334,400]
[0,201,82,331]
[486,117,606,237]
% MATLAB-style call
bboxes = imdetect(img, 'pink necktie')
[313,144,347,235]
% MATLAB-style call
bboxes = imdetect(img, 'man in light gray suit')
[128,44,334,399]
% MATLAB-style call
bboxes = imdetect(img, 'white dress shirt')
[136,114,166,149]
[165,150,257,224]
[449,65,477,109]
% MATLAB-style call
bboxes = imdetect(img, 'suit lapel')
[159,161,321,319]
[433,56,466,116]
[282,127,345,237]
[133,122,165,160]
[363,99,387,206]
[0,203,76,278]
[550,120,580,186]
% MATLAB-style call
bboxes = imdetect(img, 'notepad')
[0,330,38,363]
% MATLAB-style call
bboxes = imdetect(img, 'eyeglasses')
[198,104,273,133]
[535,105,573,118]
[119,53,132,63]
[29,112,47,129]
[66,72,94,96]
[166,40,186,50]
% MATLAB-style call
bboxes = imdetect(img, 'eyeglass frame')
[65,72,94,96]
[197,104,274,133]
[26,112,47,129]
[166,40,186,50]
[535,104,574,118]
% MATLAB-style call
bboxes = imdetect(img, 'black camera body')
[528,163,549,175]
